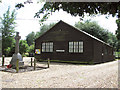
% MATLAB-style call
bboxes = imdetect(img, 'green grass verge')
[37,59,90,64]
[115,59,120,61]
[115,52,120,58]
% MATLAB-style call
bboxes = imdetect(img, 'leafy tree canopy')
[15,2,120,50]
[116,19,120,51]
[0,7,16,56]
[75,20,117,48]
[35,23,56,39]
[25,23,55,54]
[15,2,120,21]
[34,2,120,21]
[0,30,2,56]
[116,19,120,40]
[26,31,35,46]
[19,40,29,56]
[75,20,109,42]
[28,44,34,54]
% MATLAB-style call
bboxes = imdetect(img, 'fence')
[0,56,50,73]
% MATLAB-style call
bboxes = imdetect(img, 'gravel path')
[0,57,118,88]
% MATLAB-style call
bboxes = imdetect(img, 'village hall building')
[35,20,114,63]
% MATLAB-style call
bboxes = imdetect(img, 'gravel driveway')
[0,57,119,88]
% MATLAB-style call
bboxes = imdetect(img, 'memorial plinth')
[10,32,24,67]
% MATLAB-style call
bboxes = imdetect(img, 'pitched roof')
[35,20,112,47]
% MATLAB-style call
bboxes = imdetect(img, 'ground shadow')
[0,65,48,73]
[37,59,116,65]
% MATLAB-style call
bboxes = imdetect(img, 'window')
[69,42,73,52]
[79,42,83,53]
[42,42,53,52]
[74,42,78,53]
[42,43,45,52]
[69,41,83,53]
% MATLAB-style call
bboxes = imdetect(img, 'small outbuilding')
[35,20,114,63]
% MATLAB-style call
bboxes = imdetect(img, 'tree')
[107,32,118,49]
[116,19,120,51]
[16,2,120,49]
[19,40,29,56]
[33,2,120,22]
[35,2,120,50]
[75,20,109,42]
[35,23,55,39]
[0,30,2,56]
[0,7,16,56]
[116,19,120,40]
[26,31,35,46]
[15,2,120,19]
[75,20,117,48]
[25,23,56,54]
[28,44,34,53]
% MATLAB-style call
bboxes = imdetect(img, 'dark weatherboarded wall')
[35,20,114,63]
[93,39,114,63]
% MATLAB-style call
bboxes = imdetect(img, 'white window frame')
[69,42,73,52]
[42,43,45,52]
[79,41,83,53]
[42,42,53,52]
[69,41,83,53]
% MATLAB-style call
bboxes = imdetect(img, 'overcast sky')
[0,0,118,39]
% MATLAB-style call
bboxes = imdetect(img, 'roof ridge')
[60,20,111,47]
[35,20,112,47]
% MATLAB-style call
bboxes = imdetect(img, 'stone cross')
[15,32,21,54]
[10,32,24,67]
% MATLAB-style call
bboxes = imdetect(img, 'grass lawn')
[37,59,96,65]
[115,52,120,59]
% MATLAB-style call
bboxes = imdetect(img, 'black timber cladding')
[35,20,114,63]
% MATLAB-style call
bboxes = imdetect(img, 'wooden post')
[2,55,5,66]
[34,58,36,70]
[31,58,33,67]
[16,59,19,73]
[47,58,50,68]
